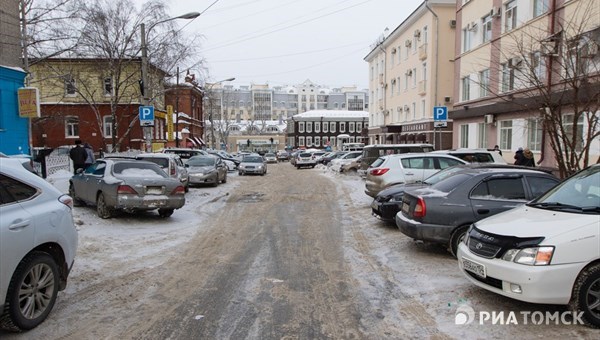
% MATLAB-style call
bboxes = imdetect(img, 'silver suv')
[0,158,78,330]
[135,153,189,192]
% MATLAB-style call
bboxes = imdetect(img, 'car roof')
[136,153,178,159]
[452,165,555,176]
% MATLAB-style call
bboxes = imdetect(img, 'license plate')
[146,186,163,195]
[247,166,255,169]
[462,258,486,278]
[401,202,410,214]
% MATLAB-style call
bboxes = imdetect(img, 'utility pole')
[175,66,180,147]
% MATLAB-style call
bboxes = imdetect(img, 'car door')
[469,175,528,220]
[79,161,107,203]
[400,157,426,183]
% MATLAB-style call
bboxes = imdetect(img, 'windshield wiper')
[527,201,597,212]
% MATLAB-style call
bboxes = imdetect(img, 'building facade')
[165,81,204,148]
[287,110,369,149]
[364,0,456,150]
[450,0,600,171]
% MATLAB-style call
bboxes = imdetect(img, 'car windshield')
[187,157,215,166]
[299,153,311,157]
[243,156,263,163]
[528,165,600,213]
[113,162,166,178]
[423,166,467,185]
[164,150,201,159]
[265,153,275,157]
[137,157,169,168]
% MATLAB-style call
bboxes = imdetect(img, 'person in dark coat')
[513,147,524,165]
[84,143,95,169]
[521,148,536,167]
[69,139,88,174]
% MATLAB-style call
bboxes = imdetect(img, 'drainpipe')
[538,0,557,166]
[425,0,439,149]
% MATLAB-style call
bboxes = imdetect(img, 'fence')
[38,149,142,178]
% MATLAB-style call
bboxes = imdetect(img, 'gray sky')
[149,0,424,88]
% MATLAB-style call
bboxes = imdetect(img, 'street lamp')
[203,78,235,149]
[140,11,200,152]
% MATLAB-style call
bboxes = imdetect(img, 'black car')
[320,151,347,165]
[371,164,537,223]
[395,166,560,256]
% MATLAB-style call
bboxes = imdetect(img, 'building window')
[563,114,584,152]
[315,121,321,133]
[349,122,355,133]
[339,122,346,133]
[103,116,113,138]
[534,0,549,17]
[323,122,329,133]
[315,136,321,147]
[500,120,513,150]
[306,122,313,133]
[357,122,362,132]
[422,62,427,80]
[334,102,339,109]
[298,122,305,133]
[323,136,329,146]
[423,26,428,44]
[103,77,113,96]
[65,75,76,96]
[330,122,336,133]
[412,102,416,120]
[504,1,517,32]
[501,62,515,92]
[412,68,417,87]
[478,123,487,148]
[479,69,490,97]
[482,14,492,43]
[299,136,305,146]
[421,100,426,119]
[461,76,470,101]
[530,51,545,81]
[527,119,543,152]
[65,116,79,137]
[462,28,471,52]
[306,136,313,147]
[460,124,469,148]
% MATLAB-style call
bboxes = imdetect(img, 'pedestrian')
[84,143,95,169]
[69,139,88,174]
[521,148,536,167]
[493,144,502,156]
[513,147,524,165]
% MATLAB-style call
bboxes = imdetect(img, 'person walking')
[521,148,536,167]
[513,147,524,165]
[84,143,95,169]
[69,139,88,174]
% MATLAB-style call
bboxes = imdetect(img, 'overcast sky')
[142,0,424,89]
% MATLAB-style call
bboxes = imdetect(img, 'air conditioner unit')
[403,105,410,111]
[397,106,402,112]
[444,96,452,103]
[450,20,456,28]
[491,7,501,18]
[405,40,412,47]
[484,114,495,124]
[406,70,413,76]
[414,29,421,38]
[391,48,397,54]
[468,22,478,31]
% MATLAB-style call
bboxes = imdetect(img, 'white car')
[329,151,363,172]
[458,164,600,327]
[0,158,78,330]
[431,148,506,164]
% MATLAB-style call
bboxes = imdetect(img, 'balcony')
[419,43,428,60]
[418,80,427,95]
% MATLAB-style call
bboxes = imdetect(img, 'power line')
[201,0,299,30]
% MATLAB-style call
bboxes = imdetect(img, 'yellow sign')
[18,87,40,118]
[166,105,174,141]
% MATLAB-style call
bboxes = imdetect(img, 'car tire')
[158,208,174,218]
[570,263,600,328]
[449,225,469,258]
[68,182,84,207]
[96,192,114,219]
[0,251,59,331]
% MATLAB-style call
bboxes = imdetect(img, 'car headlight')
[502,246,554,265]
[257,165,263,169]
[239,165,245,169]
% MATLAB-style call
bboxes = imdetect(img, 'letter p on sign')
[433,106,448,121]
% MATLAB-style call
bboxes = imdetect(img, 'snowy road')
[1,163,597,339]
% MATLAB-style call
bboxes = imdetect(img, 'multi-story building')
[0,0,28,155]
[287,110,369,149]
[30,58,168,152]
[165,79,204,148]
[364,0,456,149]
[450,0,599,172]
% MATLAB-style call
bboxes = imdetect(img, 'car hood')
[240,162,263,166]
[187,166,215,173]
[474,205,600,240]
[377,183,428,197]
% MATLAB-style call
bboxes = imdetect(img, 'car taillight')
[117,185,138,195]
[171,186,185,195]
[413,197,426,218]
[369,168,390,176]
[58,194,73,209]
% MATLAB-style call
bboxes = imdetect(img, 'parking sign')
[139,106,155,126]
[433,106,448,121]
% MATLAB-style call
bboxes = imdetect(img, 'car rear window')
[299,153,312,157]
[0,174,37,204]
[430,173,472,193]
[453,153,494,163]
[113,162,167,178]
[371,158,385,168]
[137,157,169,168]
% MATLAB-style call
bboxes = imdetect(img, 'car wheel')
[158,208,174,218]
[449,225,469,258]
[570,263,600,328]
[0,251,59,331]
[68,182,84,207]
[96,192,114,219]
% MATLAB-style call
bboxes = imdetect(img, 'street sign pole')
[139,106,155,151]
[433,106,448,150]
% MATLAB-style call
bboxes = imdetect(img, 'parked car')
[263,153,277,163]
[295,152,318,169]
[289,150,302,166]
[0,152,38,175]
[359,144,435,176]
[395,166,559,256]
[372,164,519,223]
[340,156,363,173]
[458,164,600,327]
[161,148,207,163]
[206,150,240,171]
[365,153,467,197]
[135,153,189,192]
[0,158,78,331]
[186,155,228,187]
[276,151,290,162]
[329,151,365,172]
[320,151,347,165]
[69,159,186,218]
[238,155,267,176]
[430,148,506,164]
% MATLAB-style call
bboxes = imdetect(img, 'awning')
[399,134,407,141]
[187,137,198,147]
[193,136,204,146]
[416,133,427,142]
[385,134,394,141]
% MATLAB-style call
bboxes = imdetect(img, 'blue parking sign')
[433,106,447,121]
[139,106,154,126]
